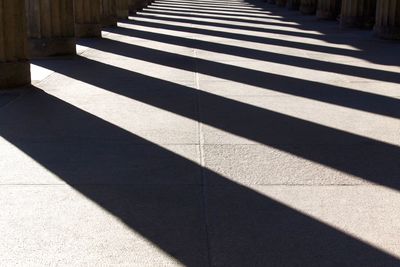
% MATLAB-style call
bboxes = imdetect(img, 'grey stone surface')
[0,185,208,266]
[1,0,400,265]
[206,185,400,266]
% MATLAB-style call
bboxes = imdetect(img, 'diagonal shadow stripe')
[33,55,400,190]
[108,20,400,85]
[79,36,400,120]
[1,86,399,266]
[128,15,399,66]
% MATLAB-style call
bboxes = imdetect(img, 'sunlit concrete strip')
[31,62,199,146]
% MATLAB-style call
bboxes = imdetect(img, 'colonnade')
[276,0,399,36]
[0,0,399,89]
[0,0,150,89]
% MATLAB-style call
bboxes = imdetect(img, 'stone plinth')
[317,0,341,19]
[374,0,400,39]
[0,0,31,89]
[300,0,317,14]
[287,0,300,10]
[74,0,102,37]
[340,0,377,28]
[101,0,117,27]
[26,0,76,57]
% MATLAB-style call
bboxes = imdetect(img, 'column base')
[0,61,31,89]
[28,37,76,58]
[75,24,102,38]
[374,26,400,40]
[101,16,118,27]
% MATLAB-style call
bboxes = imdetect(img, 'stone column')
[0,0,31,89]
[116,0,129,19]
[340,0,377,28]
[276,0,287,7]
[300,0,317,14]
[101,0,117,27]
[286,0,300,10]
[74,0,102,37]
[374,0,400,39]
[25,0,76,57]
[317,0,341,19]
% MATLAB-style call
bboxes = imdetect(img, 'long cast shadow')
[148,0,400,66]
[1,83,399,266]
[141,7,308,29]
[150,2,272,14]
[139,8,328,39]
[247,0,400,66]
[110,19,400,85]
[34,54,400,190]
[78,36,400,120]
[128,14,400,66]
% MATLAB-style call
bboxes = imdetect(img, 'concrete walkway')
[1,0,400,266]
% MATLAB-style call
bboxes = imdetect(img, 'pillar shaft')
[101,0,117,27]
[300,0,317,14]
[0,0,31,88]
[374,0,400,39]
[286,0,300,10]
[74,0,102,37]
[340,0,376,28]
[116,0,129,18]
[317,0,341,19]
[26,0,76,57]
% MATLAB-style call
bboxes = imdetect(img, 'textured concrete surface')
[1,0,400,266]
